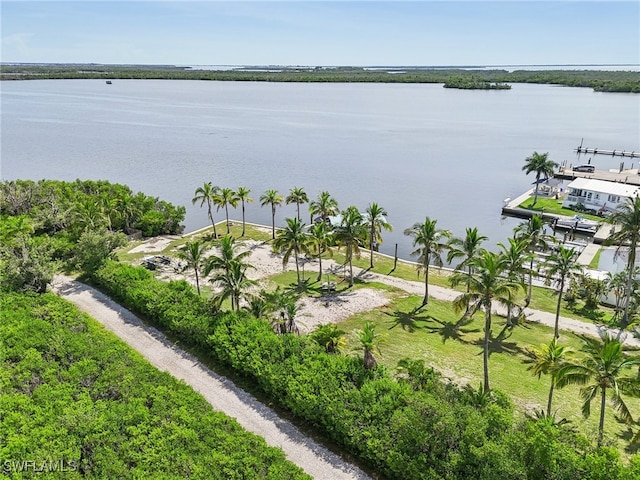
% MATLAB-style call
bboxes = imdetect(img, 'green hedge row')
[1,291,309,479]
[90,260,640,479]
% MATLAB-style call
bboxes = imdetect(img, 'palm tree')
[236,187,253,237]
[214,187,239,235]
[514,214,553,307]
[605,270,632,323]
[354,321,382,369]
[308,221,334,282]
[177,240,208,295]
[607,196,640,328]
[404,216,452,307]
[309,191,339,224]
[522,151,558,206]
[447,227,488,311]
[203,235,252,279]
[364,202,392,269]
[544,245,583,338]
[334,206,367,287]
[497,237,531,325]
[260,189,283,240]
[310,324,346,354]
[272,217,311,287]
[451,250,522,392]
[192,182,220,238]
[265,287,301,334]
[526,338,572,416]
[285,186,309,222]
[209,260,257,311]
[557,334,640,446]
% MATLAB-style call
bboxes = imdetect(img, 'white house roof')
[566,177,640,198]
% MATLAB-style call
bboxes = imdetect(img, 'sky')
[1,1,639,67]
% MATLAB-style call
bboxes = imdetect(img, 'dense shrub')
[1,291,308,479]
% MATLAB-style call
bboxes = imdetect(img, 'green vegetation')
[89,260,640,479]
[443,76,511,90]
[3,64,639,92]
[6,177,640,477]
[1,291,308,479]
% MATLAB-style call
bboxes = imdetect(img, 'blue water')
[2,79,638,260]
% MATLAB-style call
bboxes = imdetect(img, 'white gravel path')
[52,275,372,480]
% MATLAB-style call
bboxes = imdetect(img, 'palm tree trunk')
[422,264,430,306]
[241,202,246,236]
[225,205,230,234]
[194,268,200,296]
[526,258,534,307]
[364,348,377,370]
[271,206,276,240]
[348,251,354,287]
[555,277,565,338]
[297,203,301,221]
[547,380,555,416]
[532,174,540,205]
[294,249,301,286]
[317,250,323,282]
[483,307,492,392]
[207,200,218,238]
[598,387,607,447]
[623,245,636,328]
[370,225,375,269]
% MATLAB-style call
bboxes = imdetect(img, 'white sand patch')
[296,288,390,333]
[128,235,180,254]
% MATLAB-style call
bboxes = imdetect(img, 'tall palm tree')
[273,217,311,287]
[177,240,208,295]
[260,189,283,240]
[309,191,339,224]
[557,335,639,446]
[526,338,572,416]
[607,196,640,328]
[447,227,488,310]
[544,245,583,338]
[214,187,239,235]
[364,202,393,269]
[334,206,367,287]
[514,214,553,307]
[497,237,531,325]
[285,186,309,222]
[451,250,522,392]
[236,187,253,237]
[309,221,334,282]
[522,151,558,206]
[192,182,220,238]
[404,216,452,307]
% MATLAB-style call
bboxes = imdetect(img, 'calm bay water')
[2,79,639,260]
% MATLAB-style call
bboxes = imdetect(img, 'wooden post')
[393,243,398,271]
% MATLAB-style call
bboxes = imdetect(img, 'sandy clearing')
[52,275,372,480]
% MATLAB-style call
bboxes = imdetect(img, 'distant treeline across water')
[2,63,639,92]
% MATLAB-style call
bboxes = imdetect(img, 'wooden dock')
[575,146,639,158]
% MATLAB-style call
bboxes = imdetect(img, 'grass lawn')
[518,196,603,222]
[337,293,640,454]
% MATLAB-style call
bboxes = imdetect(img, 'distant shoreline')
[2,63,638,92]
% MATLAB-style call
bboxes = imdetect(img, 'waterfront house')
[562,178,640,214]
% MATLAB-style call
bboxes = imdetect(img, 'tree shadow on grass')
[425,314,480,344]
[617,426,640,454]
[473,327,529,357]
[383,308,431,333]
